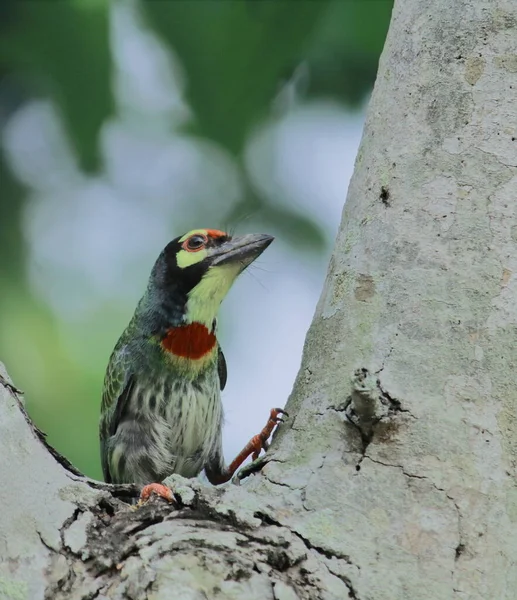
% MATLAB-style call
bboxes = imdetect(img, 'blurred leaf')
[0,0,113,171]
[0,154,25,282]
[259,204,327,252]
[316,0,393,58]
[307,0,394,104]
[0,288,104,479]
[144,0,331,154]
[230,192,326,253]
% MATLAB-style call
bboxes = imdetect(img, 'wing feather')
[217,346,227,391]
[99,346,133,482]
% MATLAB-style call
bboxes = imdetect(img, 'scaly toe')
[140,483,176,504]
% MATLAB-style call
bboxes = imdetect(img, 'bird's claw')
[138,483,177,506]
[228,407,289,482]
[271,409,288,424]
[249,407,289,459]
[271,408,289,423]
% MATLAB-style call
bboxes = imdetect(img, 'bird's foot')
[235,455,269,482]
[206,408,289,486]
[225,408,288,482]
[247,407,288,460]
[137,483,177,506]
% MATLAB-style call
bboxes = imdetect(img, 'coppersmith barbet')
[99,228,284,501]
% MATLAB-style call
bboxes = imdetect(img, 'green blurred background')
[0,0,393,480]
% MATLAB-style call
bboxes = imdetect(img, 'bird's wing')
[99,347,134,482]
[217,345,227,391]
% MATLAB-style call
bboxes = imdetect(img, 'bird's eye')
[184,234,207,252]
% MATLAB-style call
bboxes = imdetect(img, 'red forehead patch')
[206,229,227,239]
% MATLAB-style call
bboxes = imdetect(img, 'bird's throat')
[185,263,241,328]
[161,322,217,360]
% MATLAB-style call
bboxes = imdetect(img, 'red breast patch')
[161,323,217,359]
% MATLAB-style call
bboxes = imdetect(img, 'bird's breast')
[126,368,222,472]
[159,323,218,376]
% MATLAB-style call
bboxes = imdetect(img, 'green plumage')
[100,325,224,485]
[99,230,273,487]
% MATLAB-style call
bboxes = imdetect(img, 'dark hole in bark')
[380,186,390,206]
[455,543,465,560]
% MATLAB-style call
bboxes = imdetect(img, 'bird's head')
[150,228,274,328]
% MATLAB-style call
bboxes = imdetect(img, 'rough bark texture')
[2,0,517,598]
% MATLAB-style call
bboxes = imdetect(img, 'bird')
[99,228,286,502]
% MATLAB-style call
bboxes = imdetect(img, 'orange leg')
[208,408,288,484]
[139,482,176,504]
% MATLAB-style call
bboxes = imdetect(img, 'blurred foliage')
[0,0,112,171]
[0,154,24,280]
[146,1,330,154]
[0,0,393,479]
[306,0,395,102]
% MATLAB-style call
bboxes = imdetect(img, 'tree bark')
[2,0,517,598]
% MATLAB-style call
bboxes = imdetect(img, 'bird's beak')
[208,233,274,269]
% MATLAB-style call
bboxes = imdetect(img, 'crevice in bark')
[60,507,84,552]
[375,344,395,375]
[447,492,465,586]
[263,469,302,490]
[291,530,354,565]
[322,562,361,600]
[36,529,57,554]
[255,508,361,599]
[253,510,283,528]
[363,454,463,558]
[362,455,463,571]
[343,368,416,472]
[376,379,415,417]
[264,476,295,490]
[364,456,440,486]
[66,473,141,502]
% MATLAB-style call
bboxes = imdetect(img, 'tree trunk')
[2,0,517,598]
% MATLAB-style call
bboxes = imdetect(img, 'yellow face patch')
[186,263,242,327]
[177,247,208,269]
[175,228,238,327]
[177,229,208,268]
[176,229,227,269]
